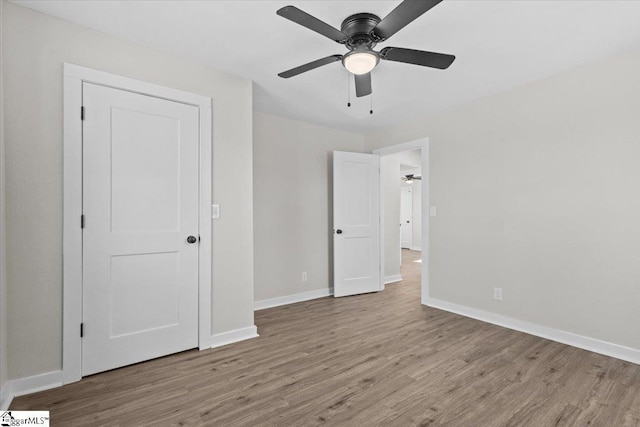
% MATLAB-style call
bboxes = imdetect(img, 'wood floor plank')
[11,249,640,426]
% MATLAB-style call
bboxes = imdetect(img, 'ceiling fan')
[402,174,422,183]
[276,0,455,98]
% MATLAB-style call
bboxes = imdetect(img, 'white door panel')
[333,151,381,297]
[82,83,199,376]
[110,108,181,232]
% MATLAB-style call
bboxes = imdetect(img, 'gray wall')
[366,48,640,351]
[3,3,254,379]
[0,0,8,398]
[253,112,364,302]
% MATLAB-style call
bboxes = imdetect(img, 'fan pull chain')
[347,72,351,107]
[370,92,373,115]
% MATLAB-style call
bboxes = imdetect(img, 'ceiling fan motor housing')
[341,13,381,50]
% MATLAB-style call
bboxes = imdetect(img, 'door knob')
[187,235,197,244]
[336,229,343,234]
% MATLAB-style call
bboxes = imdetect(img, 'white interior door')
[400,187,413,249]
[82,83,199,376]
[333,151,381,297]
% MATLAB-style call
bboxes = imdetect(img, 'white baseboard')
[2,327,261,408]
[0,381,10,411]
[426,297,640,365]
[409,246,422,251]
[0,370,64,409]
[10,370,63,398]
[1,327,261,409]
[254,288,333,311]
[384,275,403,285]
[210,325,258,349]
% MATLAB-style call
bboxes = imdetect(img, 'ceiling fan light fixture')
[342,50,379,75]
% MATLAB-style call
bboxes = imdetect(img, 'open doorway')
[400,186,414,250]
[400,160,422,250]
[373,139,429,304]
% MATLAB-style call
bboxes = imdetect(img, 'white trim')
[62,63,213,384]
[0,382,10,411]
[62,71,83,384]
[210,326,258,349]
[9,371,63,398]
[64,64,211,106]
[197,93,213,351]
[409,246,422,252]
[373,138,430,305]
[373,140,425,156]
[384,275,403,285]
[427,298,640,365]
[254,288,334,311]
[0,370,64,409]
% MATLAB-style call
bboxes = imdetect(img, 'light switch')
[430,206,437,217]
[212,204,220,219]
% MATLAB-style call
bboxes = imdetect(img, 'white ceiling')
[14,0,640,134]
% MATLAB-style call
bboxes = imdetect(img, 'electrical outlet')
[302,272,307,282]
[493,287,503,301]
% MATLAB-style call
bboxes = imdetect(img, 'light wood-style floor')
[13,249,640,426]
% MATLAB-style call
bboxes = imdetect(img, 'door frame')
[62,64,213,384]
[372,138,429,304]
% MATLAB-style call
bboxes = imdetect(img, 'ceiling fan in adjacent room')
[402,174,422,183]
[276,0,455,98]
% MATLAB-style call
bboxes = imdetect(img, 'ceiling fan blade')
[372,0,443,41]
[380,47,455,69]
[278,55,343,78]
[354,72,372,97]
[277,6,348,43]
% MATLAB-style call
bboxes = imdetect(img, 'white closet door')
[82,83,199,376]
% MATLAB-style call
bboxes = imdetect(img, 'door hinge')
[80,323,84,338]
[81,106,85,121]
[81,215,85,229]
[198,235,201,242]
